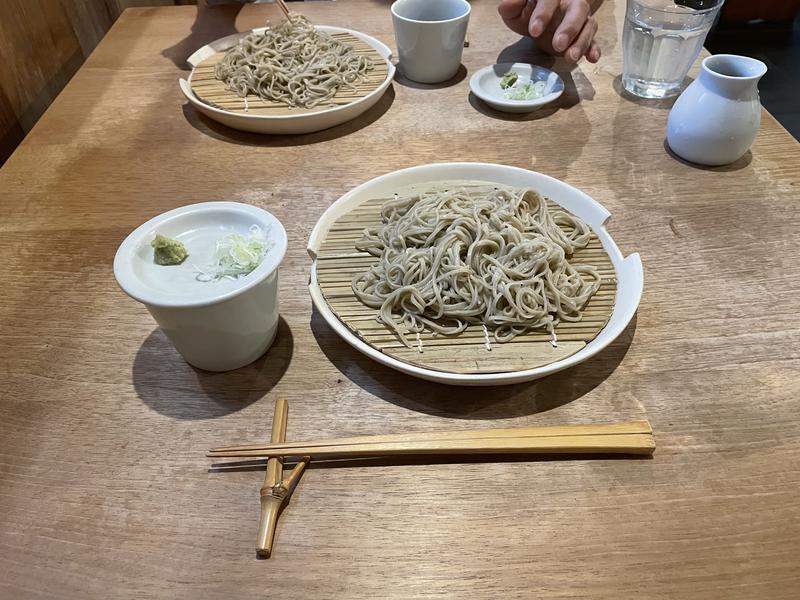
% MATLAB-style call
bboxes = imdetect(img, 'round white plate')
[470,62,564,113]
[307,163,643,386]
[179,26,395,135]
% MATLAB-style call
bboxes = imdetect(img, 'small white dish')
[469,63,564,113]
[114,202,287,372]
[307,162,643,387]
[179,26,395,135]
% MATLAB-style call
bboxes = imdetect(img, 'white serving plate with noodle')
[307,163,643,386]
[179,26,395,135]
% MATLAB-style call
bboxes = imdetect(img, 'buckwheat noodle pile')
[214,13,374,109]
[352,187,602,347]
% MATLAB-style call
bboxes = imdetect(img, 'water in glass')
[622,0,723,99]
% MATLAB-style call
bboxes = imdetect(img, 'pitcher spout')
[700,54,768,98]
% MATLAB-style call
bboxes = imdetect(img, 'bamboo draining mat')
[190,32,388,116]
[316,183,617,374]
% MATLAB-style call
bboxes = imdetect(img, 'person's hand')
[498,0,601,63]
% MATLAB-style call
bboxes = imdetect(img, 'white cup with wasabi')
[114,202,287,372]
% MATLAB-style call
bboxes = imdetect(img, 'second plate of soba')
[308,163,643,386]
[179,11,394,134]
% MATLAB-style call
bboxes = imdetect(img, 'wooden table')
[1,1,799,598]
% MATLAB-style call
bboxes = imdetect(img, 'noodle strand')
[215,13,374,109]
[352,187,602,347]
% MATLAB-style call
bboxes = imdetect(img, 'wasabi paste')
[500,71,519,89]
[151,233,188,266]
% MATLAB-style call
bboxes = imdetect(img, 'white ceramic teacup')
[114,202,287,372]
[391,0,470,84]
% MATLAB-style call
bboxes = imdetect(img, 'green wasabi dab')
[500,70,519,89]
[151,233,188,266]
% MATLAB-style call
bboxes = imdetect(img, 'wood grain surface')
[0,0,189,164]
[1,1,799,599]
[316,187,616,373]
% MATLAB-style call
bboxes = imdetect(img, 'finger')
[586,41,601,63]
[552,0,590,53]
[529,0,560,38]
[498,0,536,37]
[497,0,529,21]
[565,18,598,63]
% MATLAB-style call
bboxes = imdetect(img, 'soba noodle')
[214,13,374,109]
[352,187,602,347]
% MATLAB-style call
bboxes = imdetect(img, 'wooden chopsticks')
[208,421,655,460]
[275,0,291,19]
[211,412,654,559]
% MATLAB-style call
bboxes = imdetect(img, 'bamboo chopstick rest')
[255,399,309,558]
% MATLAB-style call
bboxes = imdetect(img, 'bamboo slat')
[189,31,388,116]
[315,183,617,374]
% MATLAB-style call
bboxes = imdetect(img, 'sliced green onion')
[505,80,547,101]
[196,224,272,282]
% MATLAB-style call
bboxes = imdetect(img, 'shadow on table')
[181,85,395,147]
[132,317,293,419]
[469,37,594,122]
[611,74,687,109]
[393,64,468,89]
[310,308,637,420]
[663,138,753,172]
[468,93,561,122]
[161,5,244,71]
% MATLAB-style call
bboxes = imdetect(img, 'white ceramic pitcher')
[667,54,767,166]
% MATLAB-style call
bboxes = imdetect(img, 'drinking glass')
[622,0,724,99]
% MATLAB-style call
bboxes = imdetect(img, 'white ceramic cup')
[391,0,470,84]
[114,202,287,372]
